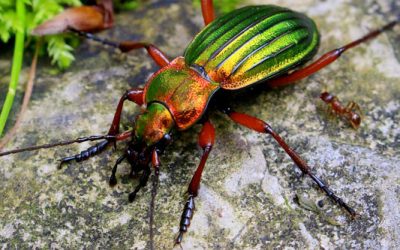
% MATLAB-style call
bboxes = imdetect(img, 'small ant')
[320,91,362,129]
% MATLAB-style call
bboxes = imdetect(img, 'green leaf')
[47,35,75,69]
[0,20,11,42]
[114,0,139,11]
[214,0,241,14]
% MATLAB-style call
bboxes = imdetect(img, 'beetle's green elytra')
[185,5,320,89]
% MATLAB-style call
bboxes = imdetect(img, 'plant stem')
[0,41,40,149]
[0,0,26,136]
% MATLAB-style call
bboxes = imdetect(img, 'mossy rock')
[1,0,399,249]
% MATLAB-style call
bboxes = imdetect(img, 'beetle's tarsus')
[128,166,151,202]
[176,195,195,244]
[109,175,117,186]
[128,192,137,202]
[309,173,357,217]
[175,232,184,246]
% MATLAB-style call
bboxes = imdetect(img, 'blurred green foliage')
[193,0,241,15]
[0,0,82,69]
[0,0,140,69]
[213,0,241,14]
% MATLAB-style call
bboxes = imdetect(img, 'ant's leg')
[201,0,215,25]
[59,89,142,165]
[222,107,357,218]
[175,120,215,245]
[268,20,398,88]
[32,0,114,35]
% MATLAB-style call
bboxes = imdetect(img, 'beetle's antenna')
[0,135,115,157]
[68,28,120,49]
[149,172,159,250]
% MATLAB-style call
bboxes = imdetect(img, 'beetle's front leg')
[175,120,215,245]
[222,107,357,218]
[59,88,143,165]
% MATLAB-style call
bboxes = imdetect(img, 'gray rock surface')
[0,0,399,249]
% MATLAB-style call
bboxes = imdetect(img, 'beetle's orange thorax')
[143,57,220,130]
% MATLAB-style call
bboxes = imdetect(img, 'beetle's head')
[125,102,174,171]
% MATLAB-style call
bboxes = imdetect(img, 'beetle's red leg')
[201,0,215,25]
[107,88,144,136]
[175,120,215,245]
[69,29,170,67]
[222,107,357,218]
[59,89,143,165]
[268,20,398,88]
[118,41,170,67]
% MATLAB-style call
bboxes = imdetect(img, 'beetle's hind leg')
[267,20,398,88]
[222,107,357,218]
[201,0,215,25]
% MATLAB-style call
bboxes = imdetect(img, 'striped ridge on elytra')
[209,16,311,74]
[185,5,287,66]
[186,6,255,62]
[184,5,320,90]
[207,12,297,68]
